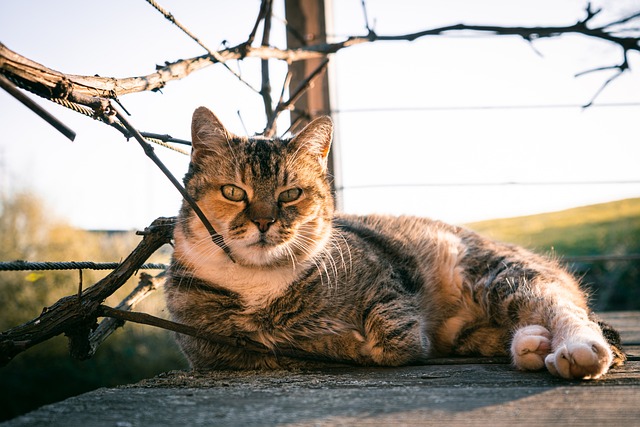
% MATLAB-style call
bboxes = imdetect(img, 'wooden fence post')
[285,0,341,207]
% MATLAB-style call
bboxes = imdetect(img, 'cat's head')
[177,106,334,267]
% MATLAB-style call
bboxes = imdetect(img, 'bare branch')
[144,0,259,94]
[87,272,162,357]
[97,305,355,364]
[0,3,638,139]
[0,217,175,365]
[601,10,640,28]
[580,65,628,108]
[247,0,272,46]
[361,0,374,36]
[260,0,275,131]
[263,58,329,135]
[3,6,636,110]
[98,305,275,356]
[0,73,76,141]
[108,103,234,261]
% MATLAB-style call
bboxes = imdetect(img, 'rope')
[51,96,95,117]
[0,261,167,271]
[143,137,190,155]
[2,71,189,155]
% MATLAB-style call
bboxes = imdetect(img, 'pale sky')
[1,0,639,230]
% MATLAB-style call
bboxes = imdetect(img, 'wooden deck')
[5,312,640,427]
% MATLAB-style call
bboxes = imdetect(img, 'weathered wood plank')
[5,311,639,426]
[5,362,640,427]
[600,311,640,344]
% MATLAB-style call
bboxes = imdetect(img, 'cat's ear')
[289,116,333,171]
[191,106,231,160]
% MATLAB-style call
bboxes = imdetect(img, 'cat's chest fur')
[173,233,301,308]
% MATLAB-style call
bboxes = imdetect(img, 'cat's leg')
[541,312,615,379]
[358,300,431,366]
[474,258,622,379]
[511,321,622,378]
[509,293,617,379]
[511,320,614,379]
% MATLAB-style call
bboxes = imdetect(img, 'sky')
[1,0,639,230]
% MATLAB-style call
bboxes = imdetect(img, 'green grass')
[465,198,640,311]
[465,198,640,257]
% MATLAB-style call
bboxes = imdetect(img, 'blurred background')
[1,0,639,420]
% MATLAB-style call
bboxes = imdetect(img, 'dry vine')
[1,2,638,137]
[1,1,639,365]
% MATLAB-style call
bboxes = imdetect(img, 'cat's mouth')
[248,233,278,249]
[251,238,271,248]
[231,233,293,267]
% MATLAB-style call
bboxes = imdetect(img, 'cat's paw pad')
[511,325,552,371]
[544,338,613,380]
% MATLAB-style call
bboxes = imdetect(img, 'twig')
[246,0,272,46]
[260,0,275,133]
[580,66,628,108]
[0,73,75,141]
[87,272,162,357]
[263,58,329,135]
[360,0,375,36]
[144,0,259,94]
[284,58,330,110]
[3,6,637,108]
[108,103,235,262]
[98,305,274,355]
[139,132,191,146]
[97,305,355,365]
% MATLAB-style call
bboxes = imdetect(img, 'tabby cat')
[165,106,625,379]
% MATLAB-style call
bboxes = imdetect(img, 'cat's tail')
[592,314,627,368]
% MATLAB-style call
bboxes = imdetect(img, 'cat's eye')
[221,185,246,202]
[278,188,302,203]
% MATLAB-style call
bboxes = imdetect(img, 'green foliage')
[466,198,640,311]
[0,192,188,421]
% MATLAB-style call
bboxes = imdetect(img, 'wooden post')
[284,0,341,207]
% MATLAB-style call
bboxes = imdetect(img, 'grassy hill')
[465,198,640,311]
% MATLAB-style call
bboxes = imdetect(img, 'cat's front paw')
[544,338,613,380]
[511,325,552,371]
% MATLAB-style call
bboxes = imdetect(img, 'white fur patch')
[173,221,330,308]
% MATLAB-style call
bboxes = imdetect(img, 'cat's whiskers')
[300,222,346,269]
[329,229,353,277]
[318,245,339,291]
[283,244,298,272]
[290,230,340,291]
[287,236,329,289]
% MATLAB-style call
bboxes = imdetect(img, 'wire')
[0,261,167,271]
[338,179,640,191]
[331,102,640,114]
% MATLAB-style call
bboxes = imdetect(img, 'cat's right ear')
[191,106,231,161]
[289,116,333,172]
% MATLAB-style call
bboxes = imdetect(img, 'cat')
[165,106,625,379]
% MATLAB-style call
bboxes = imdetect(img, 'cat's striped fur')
[165,107,625,379]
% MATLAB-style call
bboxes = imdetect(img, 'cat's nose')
[252,217,275,233]
[249,200,277,233]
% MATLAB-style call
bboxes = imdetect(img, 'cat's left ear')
[289,116,333,171]
[191,106,232,161]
